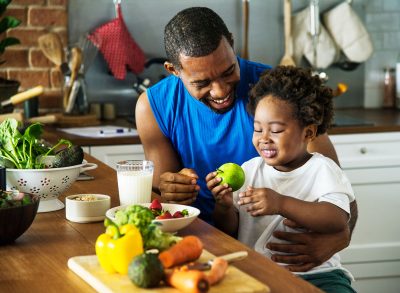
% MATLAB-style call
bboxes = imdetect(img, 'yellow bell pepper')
[95,220,143,275]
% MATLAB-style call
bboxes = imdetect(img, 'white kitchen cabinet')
[330,132,400,293]
[87,144,145,169]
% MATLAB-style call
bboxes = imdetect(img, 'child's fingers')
[237,194,253,205]
[211,183,231,197]
[206,172,221,189]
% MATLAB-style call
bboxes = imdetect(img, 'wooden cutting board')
[68,250,270,293]
[28,113,100,127]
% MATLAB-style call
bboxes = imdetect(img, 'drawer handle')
[359,147,367,154]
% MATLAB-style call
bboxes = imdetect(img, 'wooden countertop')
[42,108,400,147]
[0,155,321,293]
[329,108,400,135]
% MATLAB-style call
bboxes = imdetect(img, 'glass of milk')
[116,160,154,205]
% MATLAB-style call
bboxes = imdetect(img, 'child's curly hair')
[247,66,334,136]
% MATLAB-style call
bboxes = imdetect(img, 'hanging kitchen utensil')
[88,0,145,80]
[241,0,249,59]
[0,85,44,114]
[279,0,296,66]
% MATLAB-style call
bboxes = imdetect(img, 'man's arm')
[135,92,199,204]
[135,92,182,192]
[308,133,339,165]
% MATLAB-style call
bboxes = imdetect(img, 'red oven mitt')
[88,3,145,80]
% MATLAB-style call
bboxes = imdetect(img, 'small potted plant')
[0,0,21,100]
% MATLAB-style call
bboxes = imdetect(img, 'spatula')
[279,0,296,66]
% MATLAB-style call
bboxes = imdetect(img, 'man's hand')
[266,219,351,272]
[159,168,200,205]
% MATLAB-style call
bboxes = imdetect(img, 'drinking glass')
[116,160,154,205]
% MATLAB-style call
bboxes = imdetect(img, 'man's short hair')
[164,7,233,70]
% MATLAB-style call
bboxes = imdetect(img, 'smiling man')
[135,6,357,273]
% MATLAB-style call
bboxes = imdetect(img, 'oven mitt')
[323,1,373,63]
[88,3,145,80]
[292,6,338,69]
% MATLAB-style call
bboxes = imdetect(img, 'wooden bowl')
[0,192,40,245]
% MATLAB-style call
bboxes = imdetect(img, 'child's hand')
[206,171,233,208]
[237,186,281,216]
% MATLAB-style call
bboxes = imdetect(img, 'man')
[135,6,358,272]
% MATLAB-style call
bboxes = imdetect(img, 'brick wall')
[2,0,68,110]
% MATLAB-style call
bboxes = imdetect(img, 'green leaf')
[0,16,21,34]
[0,37,20,53]
[0,1,12,17]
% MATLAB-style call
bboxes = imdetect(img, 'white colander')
[6,160,97,213]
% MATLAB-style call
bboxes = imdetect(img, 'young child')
[207,66,356,293]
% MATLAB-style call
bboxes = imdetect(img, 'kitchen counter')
[0,155,321,293]
[42,108,400,147]
[329,108,400,134]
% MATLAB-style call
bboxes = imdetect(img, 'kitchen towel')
[88,2,145,80]
[323,1,373,63]
[292,6,338,69]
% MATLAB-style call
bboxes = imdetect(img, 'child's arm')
[238,187,349,233]
[278,195,349,233]
[206,171,239,237]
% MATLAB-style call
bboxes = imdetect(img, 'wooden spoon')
[241,0,249,59]
[279,0,296,66]
[38,33,64,68]
[63,47,82,110]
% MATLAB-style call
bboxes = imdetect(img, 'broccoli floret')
[113,205,179,251]
[114,205,155,243]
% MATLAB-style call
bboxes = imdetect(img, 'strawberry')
[172,211,184,218]
[156,211,173,220]
[150,198,162,211]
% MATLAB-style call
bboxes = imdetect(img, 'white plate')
[106,203,200,233]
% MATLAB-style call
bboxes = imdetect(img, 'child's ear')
[305,125,317,141]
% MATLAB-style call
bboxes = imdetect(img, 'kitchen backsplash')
[363,0,400,108]
[3,0,400,115]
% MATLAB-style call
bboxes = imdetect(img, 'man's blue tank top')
[147,57,270,224]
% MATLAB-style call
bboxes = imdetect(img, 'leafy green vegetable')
[114,205,180,251]
[0,118,72,169]
[0,190,32,209]
[52,145,84,168]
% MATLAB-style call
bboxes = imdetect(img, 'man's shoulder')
[238,57,272,74]
[149,75,180,91]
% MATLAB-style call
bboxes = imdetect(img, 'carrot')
[159,236,203,268]
[205,257,228,285]
[165,268,209,293]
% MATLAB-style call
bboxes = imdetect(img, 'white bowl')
[106,203,200,233]
[66,194,111,223]
[6,160,97,213]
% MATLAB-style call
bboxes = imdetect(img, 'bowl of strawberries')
[106,199,200,233]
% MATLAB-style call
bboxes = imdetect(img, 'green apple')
[216,163,245,191]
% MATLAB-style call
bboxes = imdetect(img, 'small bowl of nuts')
[65,194,111,223]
